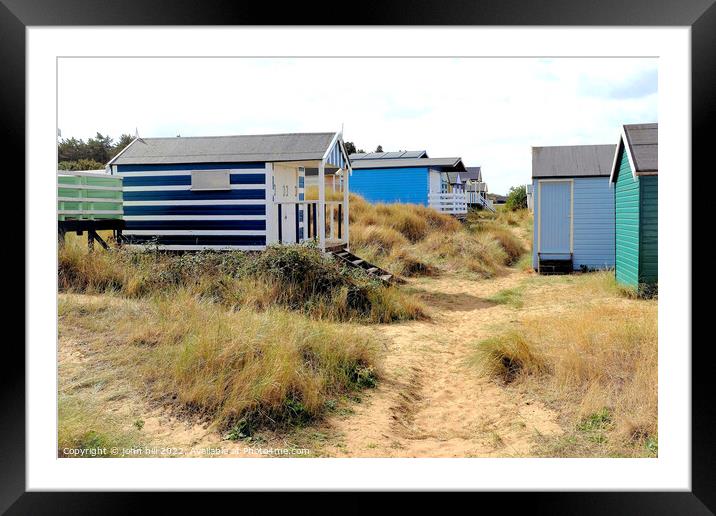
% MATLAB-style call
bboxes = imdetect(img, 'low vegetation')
[58,394,144,457]
[59,293,381,437]
[349,194,528,278]
[487,287,524,308]
[58,228,422,453]
[59,238,424,323]
[471,272,658,457]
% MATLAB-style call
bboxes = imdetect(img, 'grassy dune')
[349,194,528,278]
[58,236,421,452]
[59,293,380,436]
[471,272,658,457]
[59,237,424,323]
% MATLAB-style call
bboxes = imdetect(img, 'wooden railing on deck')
[58,170,123,221]
[428,192,468,215]
[276,200,346,245]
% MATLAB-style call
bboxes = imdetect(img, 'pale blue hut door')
[538,180,572,257]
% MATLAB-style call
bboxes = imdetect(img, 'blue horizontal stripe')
[122,173,265,187]
[126,235,266,246]
[125,220,266,231]
[124,189,265,201]
[117,162,265,172]
[124,205,266,216]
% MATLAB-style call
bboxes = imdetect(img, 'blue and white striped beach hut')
[108,132,351,251]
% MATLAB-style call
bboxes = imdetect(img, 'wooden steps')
[537,258,573,275]
[329,249,404,284]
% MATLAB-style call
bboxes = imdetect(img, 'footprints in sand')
[323,269,562,457]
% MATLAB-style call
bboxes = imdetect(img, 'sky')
[58,57,657,194]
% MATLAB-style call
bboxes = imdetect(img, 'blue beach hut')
[531,144,616,273]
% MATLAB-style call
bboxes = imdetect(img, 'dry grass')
[413,231,509,277]
[58,237,425,323]
[304,185,345,201]
[350,223,409,254]
[349,195,528,277]
[471,272,658,457]
[58,394,144,457]
[385,248,438,277]
[59,292,382,434]
[58,235,397,451]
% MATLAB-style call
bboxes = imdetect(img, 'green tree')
[58,131,136,169]
[375,145,383,152]
[85,132,114,163]
[343,141,365,155]
[58,137,84,162]
[109,133,135,159]
[58,159,106,171]
[505,185,528,211]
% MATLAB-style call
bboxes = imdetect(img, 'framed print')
[6,0,711,511]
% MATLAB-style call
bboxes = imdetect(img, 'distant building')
[488,193,507,205]
[348,150,468,216]
[462,167,494,211]
[526,184,534,212]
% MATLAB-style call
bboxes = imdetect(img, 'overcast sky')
[58,57,657,194]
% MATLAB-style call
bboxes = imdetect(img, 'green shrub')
[505,185,528,211]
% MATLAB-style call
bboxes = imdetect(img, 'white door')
[273,165,298,244]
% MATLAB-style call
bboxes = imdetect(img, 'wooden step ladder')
[537,254,573,275]
[328,249,404,284]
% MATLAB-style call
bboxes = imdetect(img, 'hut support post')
[343,165,350,250]
[318,160,326,250]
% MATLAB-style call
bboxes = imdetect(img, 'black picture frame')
[6,0,709,511]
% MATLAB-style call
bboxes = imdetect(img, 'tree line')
[344,142,384,155]
[58,132,134,170]
[58,135,378,170]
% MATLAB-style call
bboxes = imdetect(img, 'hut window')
[191,170,230,191]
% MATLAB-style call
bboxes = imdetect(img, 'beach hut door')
[273,165,299,244]
[538,180,572,257]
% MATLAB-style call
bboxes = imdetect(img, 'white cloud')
[58,57,657,194]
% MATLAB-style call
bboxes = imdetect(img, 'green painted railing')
[57,170,123,221]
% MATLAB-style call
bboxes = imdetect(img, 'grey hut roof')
[622,123,658,173]
[349,150,428,160]
[109,132,340,165]
[445,172,463,184]
[463,166,482,181]
[532,144,616,179]
[351,157,466,172]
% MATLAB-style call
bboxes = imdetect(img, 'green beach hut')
[609,123,658,288]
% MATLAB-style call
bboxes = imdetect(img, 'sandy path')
[321,268,562,457]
